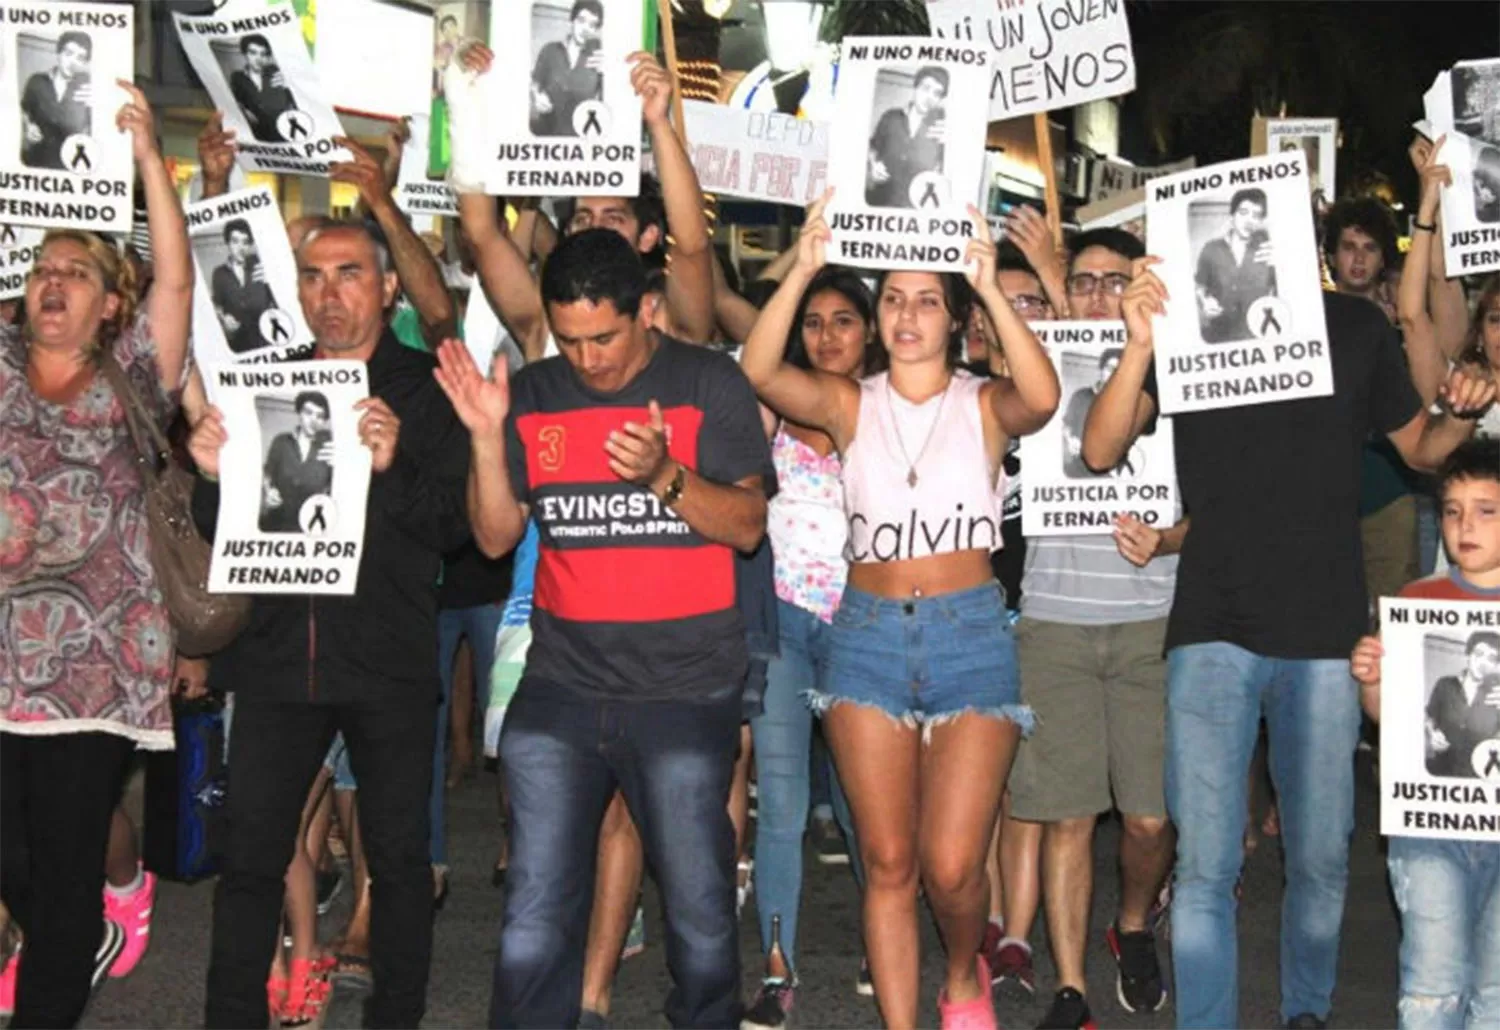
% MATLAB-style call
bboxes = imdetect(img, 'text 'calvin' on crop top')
[842,370,1005,564]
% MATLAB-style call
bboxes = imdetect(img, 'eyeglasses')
[27,263,98,286]
[1066,272,1131,298]
[1008,293,1051,315]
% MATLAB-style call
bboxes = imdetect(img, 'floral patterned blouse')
[768,426,848,623]
[1,312,180,750]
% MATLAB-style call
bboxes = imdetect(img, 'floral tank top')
[768,426,847,623]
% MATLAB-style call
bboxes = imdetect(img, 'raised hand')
[188,406,228,479]
[198,111,238,193]
[1003,205,1059,276]
[605,399,671,488]
[458,41,494,76]
[963,204,997,295]
[330,136,395,213]
[1440,365,1498,418]
[434,339,510,442]
[115,80,159,165]
[1417,133,1452,223]
[793,189,834,276]
[1122,257,1167,351]
[629,52,672,128]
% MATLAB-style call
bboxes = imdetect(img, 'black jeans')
[0,731,133,1029]
[204,692,436,1029]
[490,685,742,1029]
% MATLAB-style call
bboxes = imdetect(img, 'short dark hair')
[239,33,272,56]
[1467,630,1500,656]
[540,228,647,319]
[1438,437,1500,497]
[223,218,253,244]
[57,31,91,57]
[439,13,457,28]
[913,66,949,95]
[1229,188,1268,217]
[1099,347,1123,370]
[1322,197,1398,274]
[787,267,885,375]
[873,269,974,367]
[293,391,330,419]
[996,241,1038,278]
[1067,227,1145,268]
[571,0,604,22]
[556,174,667,265]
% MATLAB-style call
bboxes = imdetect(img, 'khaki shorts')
[1009,617,1168,822]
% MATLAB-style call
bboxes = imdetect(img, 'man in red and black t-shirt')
[436,228,774,1029]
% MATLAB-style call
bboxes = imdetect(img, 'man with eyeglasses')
[1007,227,1183,1029]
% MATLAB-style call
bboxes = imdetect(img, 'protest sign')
[1379,597,1500,843]
[461,284,527,377]
[1021,321,1176,536]
[0,222,45,300]
[185,185,313,366]
[927,0,1135,123]
[1260,118,1337,204]
[1145,153,1332,414]
[0,1,134,234]
[681,100,829,207]
[475,0,644,197]
[395,113,457,219]
[1077,190,1145,239]
[1090,155,1193,203]
[1433,131,1500,278]
[1425,58,1500,146]
[173,0,351,177]
[825,37,990,273]
[205,360,371,596]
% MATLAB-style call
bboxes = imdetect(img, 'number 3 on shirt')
[537,425,565,472]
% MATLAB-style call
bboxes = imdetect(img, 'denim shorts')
[323,733,357,791]
[812,581,1031,735]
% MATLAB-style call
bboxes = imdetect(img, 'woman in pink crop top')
[741,193,1060,1030]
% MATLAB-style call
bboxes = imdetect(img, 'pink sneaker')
[103,866,157,978]
[938,954,998,1030]
[0,951,17,1018]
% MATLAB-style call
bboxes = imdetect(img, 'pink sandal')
[938,953,998,1030]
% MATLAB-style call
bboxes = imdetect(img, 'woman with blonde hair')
[0,82,194,1026]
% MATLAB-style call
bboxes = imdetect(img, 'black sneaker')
[740,977,795,1030]
[1285,1016,1327,1029]
[315,868,344,916]
[92,921,125,991]
[1106,922,1167,1013]
[577,1009,610,1030]
[1037,987,1095,1029]
[811,819,849,866]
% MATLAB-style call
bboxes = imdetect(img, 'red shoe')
[0,950,18,1019]
[103,865,157,978]
[938,954,998,1030]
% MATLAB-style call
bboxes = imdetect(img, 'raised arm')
[1386,366,1496,472]
[1083,258,1164,471]
[1399,136,1453,405]
[121,82,191,390]
[632,52,713,343]
[967,206,1060,436]
[739,192,858,448]
[331,135,457,348]
[197,111,236,201]
[712,250,761,346]
[459,192,549,362]
[1004,204,1071,317]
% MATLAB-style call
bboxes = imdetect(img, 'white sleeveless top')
[842,370,1004,564]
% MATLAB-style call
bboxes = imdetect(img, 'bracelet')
[1413,220,1436,233]
[659,463,687,508]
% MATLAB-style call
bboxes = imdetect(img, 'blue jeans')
[432,603,503,868]
[1165,643,1361,1028]
[1389,836,1500,1030]
[749,600,860,971]
[490,684,742,1029]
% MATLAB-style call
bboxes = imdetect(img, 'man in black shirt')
[1426,630,1500,779]
[1082,261,1496,1030]
[229,33,299,144]
[20,31,92,171]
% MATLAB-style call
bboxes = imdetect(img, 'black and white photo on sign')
[205,361,371,596]
[825,37,989,273]
[0,223,46,301]
[394,113,457,219]
[1264,118,1338,204]
[1378,598,1500,843]
[1452,61,1500,146]
[184,185,313,365]
[1432,131,1500,279]
[473,0,641,197]
[1021,321,1176,537]
[678,101,829,207]
[172,0,350,178]
[0,1,134,234]
[926,0,1135,122]
[1145,152,1332,414]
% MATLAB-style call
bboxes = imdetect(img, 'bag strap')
[97,354,171,482]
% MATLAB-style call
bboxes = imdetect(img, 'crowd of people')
[1,24,1499,1030]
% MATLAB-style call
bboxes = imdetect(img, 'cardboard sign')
[173,0,351,177]
[681,100,829,207]
[185,185,313,365]
[205,360,372,595]
[1145,153,1332,414]
[1021,320,1176,536]
[927,0,1135,122]
[1379,597,1500,843]
[1090,156,1193,203]
[0,1,135,233]
[825,36,990,272]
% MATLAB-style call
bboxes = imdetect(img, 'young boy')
[1350,437,1500,1030]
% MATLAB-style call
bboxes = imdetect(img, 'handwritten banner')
[681,100,828,207]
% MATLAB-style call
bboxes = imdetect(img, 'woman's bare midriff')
[846,549,996,599]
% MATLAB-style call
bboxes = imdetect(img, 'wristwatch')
[659,463,687,508]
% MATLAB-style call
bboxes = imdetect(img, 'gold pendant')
[906,468,918,487]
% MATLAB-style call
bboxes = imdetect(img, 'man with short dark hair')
[192,219,471,1029]
[1195,188,1276,343]
[210,218,276,354]
[434,227,774,1029]
[20,31,92,171]
[229,33,299,143]
[529,0,605,137]
[866,65,948,209]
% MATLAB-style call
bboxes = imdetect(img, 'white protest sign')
[1433,131,1500,278]
[185,185,313,366]
[1021,321,1176,536]
[473,0,643,197]
[825,37,990,273]
[395,113,457,219]
[0,223,45,300]
[927,0,1134,123]
[0,1,134,234]
[1264,119,1337,203]
[681,100,829,207]
[173,0,351,178]
[461,285,526,376]
[1145,153,1332,414]
[1090,156,1192,203]
[1425,59,1500,146]
[205,360,371,595]
[1379,597,1500,843]
[1077,191,1144,238]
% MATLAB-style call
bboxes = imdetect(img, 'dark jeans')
[490,685,742,1029]
[0,731,133,1029]
[204,693,436,1029]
